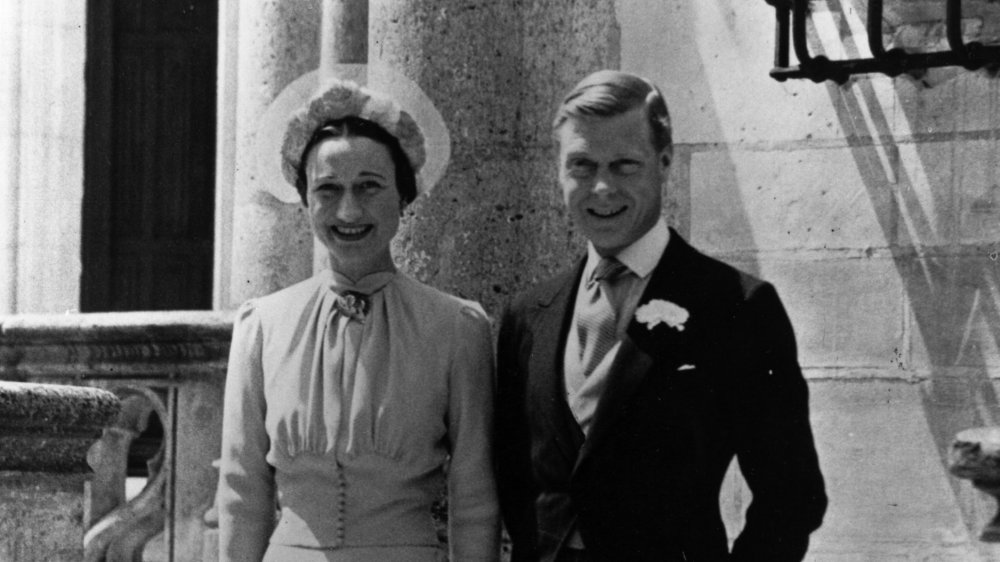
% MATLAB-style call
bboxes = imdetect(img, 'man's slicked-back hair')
[552,70,673,154]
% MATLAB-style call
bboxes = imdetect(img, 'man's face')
[556,107,670,256]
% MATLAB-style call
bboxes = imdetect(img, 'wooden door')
[82,0,217,312]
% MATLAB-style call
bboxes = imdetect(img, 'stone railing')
[0,311,233,561]
[0,380,120,561]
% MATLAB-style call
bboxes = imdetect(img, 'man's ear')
[659,146,673,171]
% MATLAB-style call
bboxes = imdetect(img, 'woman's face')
[304,135,401,280]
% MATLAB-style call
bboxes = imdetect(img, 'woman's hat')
[256,65,451,202]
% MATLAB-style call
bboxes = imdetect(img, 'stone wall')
[617,1,1000,558]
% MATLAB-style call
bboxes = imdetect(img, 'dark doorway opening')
[82,0,218,312]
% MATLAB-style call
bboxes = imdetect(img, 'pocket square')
[677,364,697,371]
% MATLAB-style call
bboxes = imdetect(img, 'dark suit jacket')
[496,230,827,562]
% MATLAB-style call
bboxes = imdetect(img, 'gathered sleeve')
[216,302,275,562]
[446,305,501,561]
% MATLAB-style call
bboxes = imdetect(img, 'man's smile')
[330,224,373,241]
[587,206,627,219]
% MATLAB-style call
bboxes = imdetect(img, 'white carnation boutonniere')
[635,299,689,332]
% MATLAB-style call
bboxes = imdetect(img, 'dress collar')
[321,268,397,295]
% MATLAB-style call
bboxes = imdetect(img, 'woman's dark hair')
[295,116,418,207]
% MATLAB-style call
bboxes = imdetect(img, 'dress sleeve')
[446,304,501,561]
[216,301,275,562]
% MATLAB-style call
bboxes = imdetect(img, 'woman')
[216,79,499,561]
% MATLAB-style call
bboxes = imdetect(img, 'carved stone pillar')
[370,0,621,314]
[0,381,119,562]
[220,0,323,308]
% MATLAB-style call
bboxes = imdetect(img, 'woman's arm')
[446,305,501,561]
[216,302,275,562]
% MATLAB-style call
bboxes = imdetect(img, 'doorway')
[82,0,217,312]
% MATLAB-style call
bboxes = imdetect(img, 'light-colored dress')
[217,269,499,561]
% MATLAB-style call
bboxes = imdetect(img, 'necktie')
[576,257,629,377]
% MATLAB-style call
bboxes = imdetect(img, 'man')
[495,70,827,562]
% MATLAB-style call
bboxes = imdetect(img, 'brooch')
[335,291,370,321]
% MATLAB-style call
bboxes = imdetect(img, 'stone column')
[221,0,323,309]
[370,0,621,315]
[0,381,119,562]
[0,0,21,315]
[321,0,368,73]
[0,2,87,314]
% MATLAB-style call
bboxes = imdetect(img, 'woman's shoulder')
[239,274,326,324]
[392,274,489,325]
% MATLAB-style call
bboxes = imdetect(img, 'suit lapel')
[575,332,653,470]
[528,259,587,465]
[575,230,696,471]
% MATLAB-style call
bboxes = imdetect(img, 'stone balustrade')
[0,311,233,561]
[0,380,120,561]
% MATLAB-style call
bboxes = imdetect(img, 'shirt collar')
[583,217,670,281]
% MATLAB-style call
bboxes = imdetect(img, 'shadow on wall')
[820,0,1000,535]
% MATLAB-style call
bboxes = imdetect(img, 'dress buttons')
[336,464,346,545]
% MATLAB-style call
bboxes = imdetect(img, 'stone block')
[725,257,905,369]
[173,377,226,562]
[690,148,892,254]
[0,381,119,561]
[806,380,982,559]
[13,3,86,314]
[894,141,959,248]
[893,139,1000,248]
[620,0,849,146]
[0,471,89,562]
[955,140,1000,246]
[0,381,120,472]
[903,256,1000,371]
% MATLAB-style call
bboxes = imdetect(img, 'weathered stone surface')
[0,471,89,562]
[225,0,320,308]
[0,310,233,380]
[174,377,226,562]
[806,380,987,559]
[2,1,87,315]
[0,381,119,472]
[691,147,892,254]
[890,139,1000,249]
[371,0,619,315]
[901,255,1000,373]
[0,310,230,561]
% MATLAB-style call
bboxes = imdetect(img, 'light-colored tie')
[576,257,629,377]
